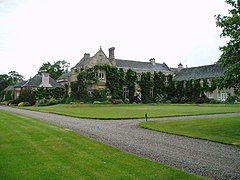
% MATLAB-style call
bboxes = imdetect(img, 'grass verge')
[21,103,240,119]
[139,116,240,146]
[0,110,203,179]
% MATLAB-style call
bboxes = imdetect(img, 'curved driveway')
[1,106,240,179]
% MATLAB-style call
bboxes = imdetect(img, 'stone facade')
[67,47,173,96]
[58,47,235,101]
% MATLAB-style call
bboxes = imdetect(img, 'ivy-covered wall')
[70,65,218,103]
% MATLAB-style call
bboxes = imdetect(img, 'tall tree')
[38,60,70,80]
[216,0,240,93]
[8,71,24,84]
[0,71,24,92]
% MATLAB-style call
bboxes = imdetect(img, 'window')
[75,68,78,73]
[123,87,129,98]
[99,72,104,79]
[96,71,105,80]
[218,92,228,101]
[88,91,93,97]
[150,87,154,97]
[106,91,111,97]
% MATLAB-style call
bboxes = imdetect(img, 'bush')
[62,97,75,104]
[18,88,36,105]
[225,96,239,104]
[18,102,24,107]
[8,99,21,106]
[124,98,130,104]
[209,99,221,104]
[49,98,57,105]
[18,102,31,107]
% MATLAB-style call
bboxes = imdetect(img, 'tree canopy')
[216,0,240,93]
[38,60,70,80]
[0,71,24,92]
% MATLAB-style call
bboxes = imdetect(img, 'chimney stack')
[108,47,116,66]
[84,53,90,59]
[41,73,52,87]
[177,63,184,72]
[149,58,156,66]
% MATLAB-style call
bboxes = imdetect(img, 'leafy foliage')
[153,72,165,102]
[166,74,175,100]
[18,88,36,105]
[125,69,137,100]
[70,68,97,102]
[216,0,240,93]
[38,60,70,80]
[0,71,24,94]
[139,72,152,103]
[105,66,124,99]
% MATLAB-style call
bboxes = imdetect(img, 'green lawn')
[139,116,240,146]
[0,110,203,179]
[22,103,240,119]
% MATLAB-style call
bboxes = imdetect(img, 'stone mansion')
[57,47,234,102]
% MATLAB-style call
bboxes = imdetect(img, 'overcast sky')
[0,0,229,79]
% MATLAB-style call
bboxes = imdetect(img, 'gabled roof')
[57,72,71,81]
[3,85,14,91]
[174,64,224,81]
[73,48,109,69]
[14,81,28,87]
[14,75,63,88]
[115,59,172,73]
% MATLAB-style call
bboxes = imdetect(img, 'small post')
[145,113,148,122]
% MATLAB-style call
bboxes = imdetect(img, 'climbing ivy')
[166,74,175,100]
[139,72,152,103]
[125,69,137,100]
[153,71,165,102]
[185,80,193,102]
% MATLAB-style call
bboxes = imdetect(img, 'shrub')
[49,98,57,105]
[18,102,24,107]
[18,88,36,105]
[225,96,239,104]
[18,102,31,107]
[124,98,130,104]
[63,97,75,104]
[209,99,221,104]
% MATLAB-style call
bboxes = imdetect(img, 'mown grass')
[140,116,240,146]
[0,110,204,179]
[22,103,240,119]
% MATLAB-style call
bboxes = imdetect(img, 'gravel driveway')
[1,106,240,179]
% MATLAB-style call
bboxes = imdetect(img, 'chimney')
[177,63,184,72]
[41,73,52,87]
[84,53,90,59]
[149,58,156,66]
[108,47,116,66]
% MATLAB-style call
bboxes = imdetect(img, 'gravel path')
[1,106,240,179]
